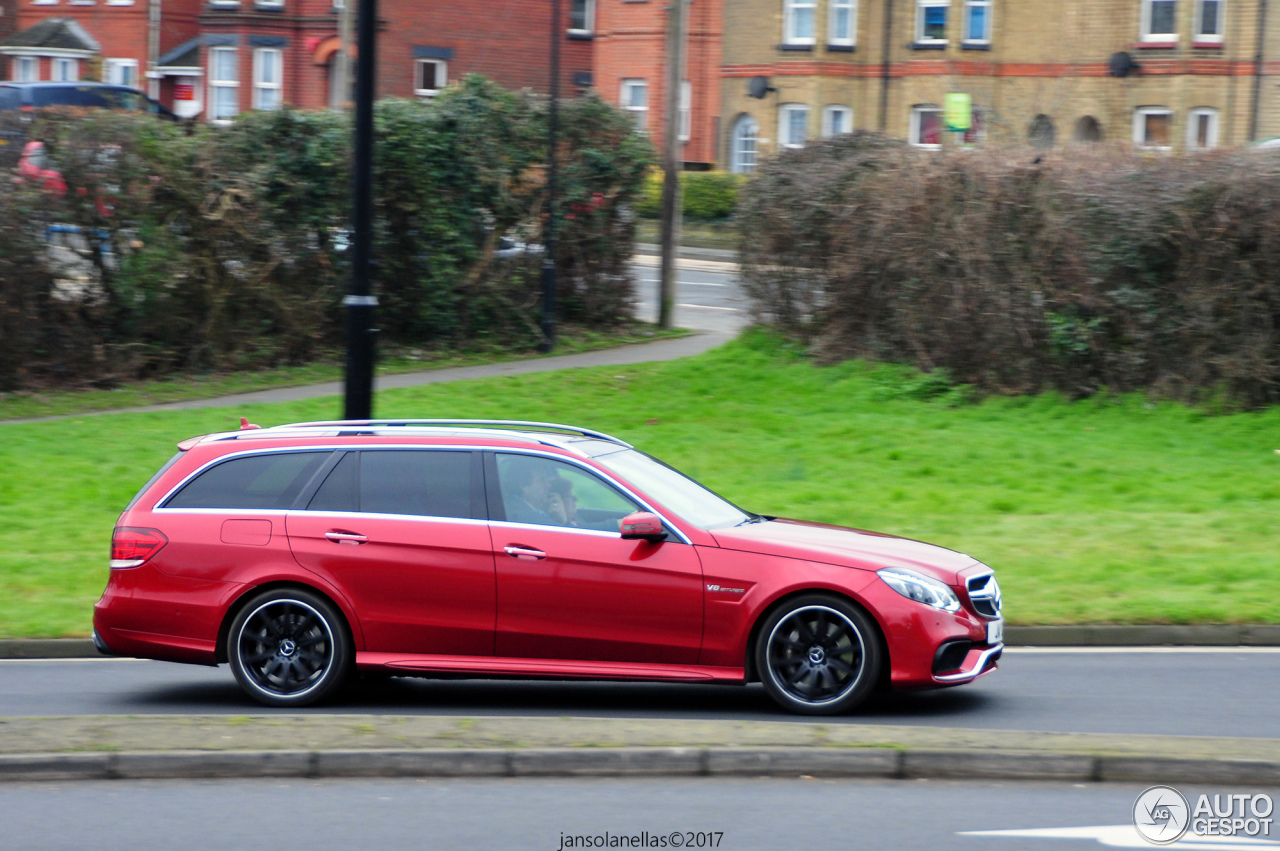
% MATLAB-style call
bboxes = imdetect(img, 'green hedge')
[635,171,741,221]
[0,76,654,391]
[738,131,1280,408]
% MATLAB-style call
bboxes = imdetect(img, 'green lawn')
[3,330,1278,637]
[0,323,688,422]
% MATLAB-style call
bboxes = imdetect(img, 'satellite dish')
[1108,52,1139,78]
[747,76,774,99]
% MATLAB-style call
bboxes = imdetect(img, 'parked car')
[0,82,176,120]
[94,419,1003,714]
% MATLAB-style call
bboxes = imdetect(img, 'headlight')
[878,568,961,612]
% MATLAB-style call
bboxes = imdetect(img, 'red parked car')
[94,420,1003,714]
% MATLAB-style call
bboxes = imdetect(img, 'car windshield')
[593,448,751,530]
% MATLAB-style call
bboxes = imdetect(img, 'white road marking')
[630,256,738,272]
[677,303,741,311]
[0,657,149,663]
[635,277,730,288]
[1003,647,1280,654]
[960,825,1280,849]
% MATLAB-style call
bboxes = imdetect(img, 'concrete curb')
[2,747,1278,785]
[8,625,1280,659]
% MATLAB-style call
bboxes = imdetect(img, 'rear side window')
[306,450,475,519]
[125,451,185,511]
[165,452,330,510]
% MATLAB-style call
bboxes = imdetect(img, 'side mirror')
[620,512,668,543]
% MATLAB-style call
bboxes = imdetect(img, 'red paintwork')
[94,427,1001,698]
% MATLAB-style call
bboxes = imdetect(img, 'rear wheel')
[227,588,351,707]
[755,595,882,715]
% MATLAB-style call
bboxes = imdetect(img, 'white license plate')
[987,619,1004,645]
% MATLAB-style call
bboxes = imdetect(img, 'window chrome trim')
[150,443,694,545]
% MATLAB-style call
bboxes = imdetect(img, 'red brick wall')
[594,0,722,166]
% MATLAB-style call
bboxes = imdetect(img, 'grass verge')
[2,329,1279,637]
[0,322,688,422]
[635,220,739,251]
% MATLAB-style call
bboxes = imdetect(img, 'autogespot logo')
[1134,786,1191,845]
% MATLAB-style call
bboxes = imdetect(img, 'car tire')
[227,588,351,708]
[755,594,882,715]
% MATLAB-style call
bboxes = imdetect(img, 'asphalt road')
[5,649,1280,738]
[3,776,1274,851]
[629,256,749,335]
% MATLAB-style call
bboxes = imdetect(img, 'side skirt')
[356,652,745,684]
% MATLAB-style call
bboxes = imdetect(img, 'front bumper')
[932,643,1002,684]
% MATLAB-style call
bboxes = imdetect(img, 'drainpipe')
[148,0,161,99]
[879,0,894,131]
[1250,0,1269,142]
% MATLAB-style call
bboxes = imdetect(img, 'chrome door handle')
[504,545,546,560]
[325,531,368,545]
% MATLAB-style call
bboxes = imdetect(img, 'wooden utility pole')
[658,0,688,329]
[335,0,352,109]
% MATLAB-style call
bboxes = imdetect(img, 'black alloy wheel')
[228,588,351,707]
[755,595,882,715]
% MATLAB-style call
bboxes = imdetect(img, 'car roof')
[181,420,633,461]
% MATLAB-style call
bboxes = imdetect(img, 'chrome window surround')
[150,444,693,545]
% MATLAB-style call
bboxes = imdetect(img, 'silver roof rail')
[265,419,633,448]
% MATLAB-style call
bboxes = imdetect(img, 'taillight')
[110,527,168,569]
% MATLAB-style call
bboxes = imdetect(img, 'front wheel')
[227,588,351,707]
[755,595,882,715]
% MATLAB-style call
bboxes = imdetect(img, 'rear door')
[286,449,495,656]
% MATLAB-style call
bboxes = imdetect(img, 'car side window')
[165,451,330,510]
[494,454,639,531]
[308,450,475,520]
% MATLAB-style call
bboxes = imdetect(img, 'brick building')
[721,0,1280,170]
[0,0,15,79]
[1,0,594,121]
[593,0,724,168]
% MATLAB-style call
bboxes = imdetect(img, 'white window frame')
[963,0,992,43]
[15,56,40,82]
[829,0,856,47]
[208,47,240,123]
[730,114,760,174]
[822,105,852,137]
[106,0,136,5]
[413,58,447,97]
[678,80,692,142]
[1193,0,1224,42]
[783,0,817,46]
[568,0,596,35]
[916,0,950,44]
[1141,0,1179,42]
[256,0,284,7]
[1133,106,1174,151]
[778,103,809,149]
[1186,107,1219,150]
[620,78,648,131]
[910,105,943,150]
[51,57,78,81]
[253,48,282,111]
[103,58,139,89]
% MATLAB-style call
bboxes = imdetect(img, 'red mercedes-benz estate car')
[94,419,1003,714]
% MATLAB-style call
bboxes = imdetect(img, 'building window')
[104,58,139,89]
[783,0,817,45]
[1133,106,1173,150]
[414,59,446,96]
[15,57,39,82]
[256,0,283,7]
[829,0,856,46]
[1141,0,1179,41]
[679,80,692,142]
[620,79,648,131]
[822,105,852,137]
[778,103,809,149]
[910,105,942,149]
[917,0,949,44]
[1072,115,1104,143]
[1194,0,1224,42]
[253,48,282,110]
[964,0,991,42]
[51,58,79,82]
[209,47,239,122]
[1186,107,1219,150]
[1028,114,1056,149]
[730,114,759,174]
[569,0,595,34]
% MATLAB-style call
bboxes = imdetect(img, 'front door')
[488,452,704,664]
[286,449,495,655]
